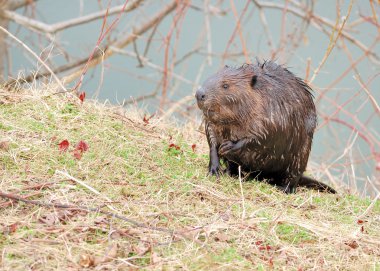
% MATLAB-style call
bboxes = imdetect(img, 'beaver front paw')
[219,140,242,157]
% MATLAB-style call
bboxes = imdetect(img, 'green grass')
[0,86,379,270]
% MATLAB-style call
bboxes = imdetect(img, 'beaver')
[195,60,336,194]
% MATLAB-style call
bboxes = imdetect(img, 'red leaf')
[75,140,89,152]
[191,144,196,152]
[58,140,70,152]
[9,223,18,234]
[169,143,180,150]
[357,219,365,224]
[143,116,149,124]
[361,225,364,233]
[73,150,83,160]
[79,92,86,103]
[258,245,272,251]
[345,240,359,249]
[143,113,155,125]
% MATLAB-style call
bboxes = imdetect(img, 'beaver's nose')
[195,87,206,102]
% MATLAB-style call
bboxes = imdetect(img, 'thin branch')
[62,0,178,85]
[56,170,117,212]
[110,47,194,85]
[309,0,354,83]
[7,0,39,10]
[2,0,143,34]
[0,189,175,236]
[0,25,67,92]
[253,0,380,63]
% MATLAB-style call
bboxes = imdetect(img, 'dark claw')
[219,141,235,156]
[208,165,220,177]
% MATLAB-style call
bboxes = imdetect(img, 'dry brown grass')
[0,84,379,270]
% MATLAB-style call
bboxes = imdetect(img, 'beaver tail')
[298,175,337,194]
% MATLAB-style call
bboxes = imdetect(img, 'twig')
[252,0,275,54]
[309,0,354,83]
[132,36,144,67]
[143,22,160,58]
[254,0,380,63]
[7,0,40,10]
[238,166,246,220]
[110,47,194,85]
[72,0,131,92]
[160,1,189,110]
[55,170,117,212]
[223,0,251,63]
[203,0,212,66]
[0,190,175,236]
[0,25,67,92]
[2,0,143,34]
[0,191,42,208]
[61,0,178,85]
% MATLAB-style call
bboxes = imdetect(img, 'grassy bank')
[0,85,379,270]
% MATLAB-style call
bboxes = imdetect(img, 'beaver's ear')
[250,75,258,88]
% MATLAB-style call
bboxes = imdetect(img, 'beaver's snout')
[195,87,206,103]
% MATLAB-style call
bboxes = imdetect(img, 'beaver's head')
[195,64,261,124]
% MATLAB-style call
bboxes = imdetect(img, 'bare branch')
[5,0,178,87]
[253,0,380,63]
[2,0,143,34]
[7,0,39,10]
[0,26,67,91]
[110,47,194,86]
[62,0,178,84]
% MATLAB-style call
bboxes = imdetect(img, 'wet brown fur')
[195,61,336,193]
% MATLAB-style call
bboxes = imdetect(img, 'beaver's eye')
[222,83,229,89]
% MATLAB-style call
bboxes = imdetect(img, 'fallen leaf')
[213,232,231,242]
[9,223,18,233]
[191,144,196,152]
[79,254,95,267]
[169,143,180,150]
[93,243,118,265]
[73,149,83,160]
[75,140,89,152]
[79,243,118,267]
[0,141,10,151]
[258,245,273,251]
[39,210,76,225]
[345,240,359,249]
[143,113,155,125]
[79,91,86,103]
[39,213,59,226]
[133,241,151,256]
[58,139,69,152]
[3,223,18,235]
